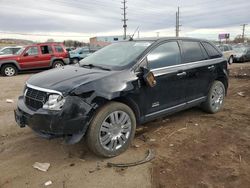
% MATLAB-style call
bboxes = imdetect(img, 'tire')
[52,61,64,68]
[72,58,79,64]
[1,64,18,76]
[86,102,136,157]
[228,56,233,64]
[201,81,225,114]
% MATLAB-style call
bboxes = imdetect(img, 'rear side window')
[148,41,181,69]
[41,45,53,54]
[182,41,206,63]
[202,42,222,59]
[54,45,64,53]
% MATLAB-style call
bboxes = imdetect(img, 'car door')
[246,48,250,61]
[18,46,41,69]
[39,45,53,67]
[140,41,188,119]
[180,40,218,102]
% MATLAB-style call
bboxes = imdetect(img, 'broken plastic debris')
[107,149,155,167]
[44,180,52,186]
[237,92,245,97]
[6,99,14,103]
[149,138,156,142]
[32,162,50,172]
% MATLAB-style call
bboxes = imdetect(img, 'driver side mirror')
[141,67,157,87]
[23,52,29,56]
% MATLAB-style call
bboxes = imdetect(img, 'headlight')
[43,94,65,111]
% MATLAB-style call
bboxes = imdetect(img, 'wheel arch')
[0,61,20,70]
[89,96,140,125]
[216,76,228,95]
[50,58,64,67]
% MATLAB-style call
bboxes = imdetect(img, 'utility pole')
[241,24,247,42]
[175,7,181,37]
[121,0,128,40]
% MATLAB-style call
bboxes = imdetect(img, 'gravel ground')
[0,63,250,188]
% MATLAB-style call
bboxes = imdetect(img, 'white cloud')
[0,0,249,42]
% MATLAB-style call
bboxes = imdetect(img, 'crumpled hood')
[27,65,114,95]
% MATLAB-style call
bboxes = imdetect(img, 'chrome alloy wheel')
[211,84,224,111]
[99,111,132,151]
[4,67,15,76]
[54,63,63,68]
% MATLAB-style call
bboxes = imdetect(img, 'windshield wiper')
[82,64,111,71]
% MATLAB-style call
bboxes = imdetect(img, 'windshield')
[15,47,25,55]
[80,41,152,69]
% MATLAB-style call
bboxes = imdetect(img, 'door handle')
[177,72,187,77]
[208,65,215,70]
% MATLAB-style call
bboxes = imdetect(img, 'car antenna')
[129,26,139,41]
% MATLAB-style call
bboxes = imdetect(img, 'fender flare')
[50,57,64,67]
[0,60,21,70]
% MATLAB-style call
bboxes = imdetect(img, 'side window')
[218,46,224,52]
[12,48,20,54]
[40,45,53,54]
[224,46,229,51]
[54,45,64,53]
[2,48,12,54]
[202,42,222,59]
[147,41,181,69]
[182,41,206,63]
[26,47,39,56]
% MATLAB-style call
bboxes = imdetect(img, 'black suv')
[15,37,228,157]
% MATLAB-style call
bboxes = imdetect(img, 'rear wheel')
[1,64,18,76]
[72,58,79,64]
[201,81,225,114]
[86,102,136,157]
[52,61,64,68]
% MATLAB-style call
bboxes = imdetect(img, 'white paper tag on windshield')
[134,42,151,47]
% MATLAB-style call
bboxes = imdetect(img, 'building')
[89,36,124,50]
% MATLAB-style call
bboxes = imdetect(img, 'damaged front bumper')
[14,95,93,142]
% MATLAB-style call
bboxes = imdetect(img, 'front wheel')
[1,64,18,76]
[228,56,233,64]
[201,81,225,114]
[86,102,136,157]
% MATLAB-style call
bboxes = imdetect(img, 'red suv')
[0,42,70,76]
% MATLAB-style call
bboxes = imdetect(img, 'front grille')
[25,87,47,110]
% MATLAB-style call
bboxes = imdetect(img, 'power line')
[121,0,128,40]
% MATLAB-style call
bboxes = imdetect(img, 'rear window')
[54,45,64,53]
[202,42,222,59]
[182,41,207,63]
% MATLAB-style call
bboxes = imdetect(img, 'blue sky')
[0,0,249,41]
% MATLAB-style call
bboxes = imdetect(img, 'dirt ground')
[0,63,250,188]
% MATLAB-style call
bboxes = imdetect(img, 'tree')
[46,38,54,42]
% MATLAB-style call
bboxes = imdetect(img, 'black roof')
[133,37,209,43]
